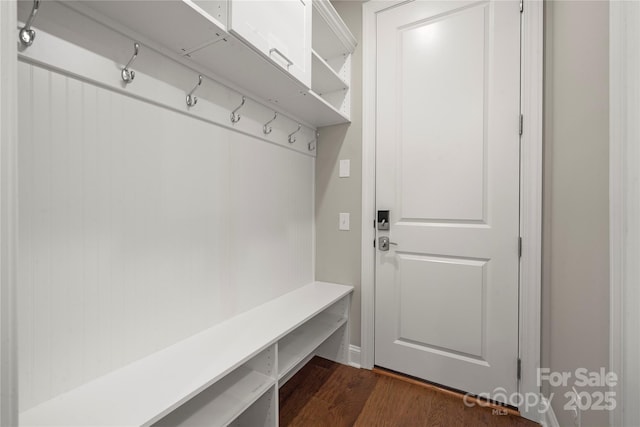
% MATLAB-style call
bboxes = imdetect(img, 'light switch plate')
[339,213,350,231]
[339,159,350,178]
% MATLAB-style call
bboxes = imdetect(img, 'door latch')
[377,210,390,230]
[378,236,398,251]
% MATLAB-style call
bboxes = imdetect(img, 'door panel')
[400,4,487,222]
[375,0,521,401]
[398,254,486,357]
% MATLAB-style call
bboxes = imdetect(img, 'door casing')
[361,0,543,422]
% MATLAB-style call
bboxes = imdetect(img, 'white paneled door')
[374,0,521,402]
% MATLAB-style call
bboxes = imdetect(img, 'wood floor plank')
[280,360,378,427]
[355,376,436,427]
[314,364,380,423]
[373,366,522,417]
[280,357,539,427]
[279,358,339,426]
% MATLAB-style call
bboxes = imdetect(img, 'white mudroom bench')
[20,281,353,427]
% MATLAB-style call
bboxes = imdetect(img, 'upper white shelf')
[74,0,356,128]
[312,0,357,60]
[81,0,228,54]
[304,91,350,126]
[312,50,349,95]
[19,282,353,427]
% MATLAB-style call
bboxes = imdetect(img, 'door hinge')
[373,239,376,248]
[520,0,523,13]
[519,114,524,136]
[517,358,522,380]
[518,237,522,258]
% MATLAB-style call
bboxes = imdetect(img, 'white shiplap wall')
[17,61,313,411]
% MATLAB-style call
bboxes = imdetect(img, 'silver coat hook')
[308,131,319,151]
[19,0,40,47]
[230,96,246,123]
[263,112,278,135]
[186,75,203,107]
[288,124,301,144]
[121,42,140,84]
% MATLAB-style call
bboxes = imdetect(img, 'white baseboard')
[349,345,361,368]
[540,396,560,427]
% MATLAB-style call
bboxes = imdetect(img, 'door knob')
[378,236,398,251]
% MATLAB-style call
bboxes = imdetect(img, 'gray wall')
[543,1,610,426]
[316,3,611,426]
[316,1,363,347]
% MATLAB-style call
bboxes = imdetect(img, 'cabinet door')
[230,0,311,87]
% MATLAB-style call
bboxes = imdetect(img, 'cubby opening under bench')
[19,282,353,427]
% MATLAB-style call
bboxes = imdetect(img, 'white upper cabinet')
[229,0,312,87]
[70,0,354,126]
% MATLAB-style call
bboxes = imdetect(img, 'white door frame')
[609,2,639,426]
[0,0,19,425]
[361,0,543,421]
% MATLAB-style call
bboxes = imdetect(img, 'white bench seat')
[20,281,353,427]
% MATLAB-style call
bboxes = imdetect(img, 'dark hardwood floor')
[279,357,539,427]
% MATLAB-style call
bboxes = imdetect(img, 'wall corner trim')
[518,0,544,422]
[540,396,561,427]
[349,345,361,369]
[0,0,19,425]
[610,1,640,426]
